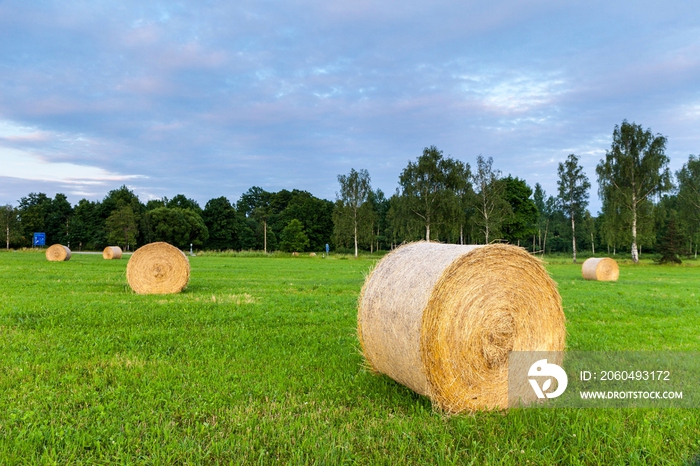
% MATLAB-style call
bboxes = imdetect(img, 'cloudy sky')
[1,1,699,214]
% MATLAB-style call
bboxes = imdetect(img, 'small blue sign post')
[33,232,46,247]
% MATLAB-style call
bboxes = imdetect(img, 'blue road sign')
[33,232,46,246]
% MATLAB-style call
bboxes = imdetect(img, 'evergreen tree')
[658,218,683,264]
[501,176,537,246]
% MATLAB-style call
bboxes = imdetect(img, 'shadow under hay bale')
[103,246,123,260]
[46,244,71,261]
[126,242,189,294]
[357,241,565,413]
[581,257,619,281]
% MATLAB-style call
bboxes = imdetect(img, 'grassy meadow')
[0,250,699,464]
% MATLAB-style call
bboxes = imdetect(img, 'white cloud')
[0,146,144,185]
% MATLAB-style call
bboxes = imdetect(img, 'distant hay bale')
[292,252,299,257]
[46,244,71,261]
[126,242,189,294]
[103,246,123,260]
[582,257,619,281]
[358,241,565,413]
[309,252,317,257]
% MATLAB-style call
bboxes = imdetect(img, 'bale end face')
[126,242,189,294]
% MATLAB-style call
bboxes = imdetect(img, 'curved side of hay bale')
[582,257,619,281]
[358,242,565,413]
[103,246,123,260]
[46,244,71,261]
[358,243,480,397]
[126,242,189,294]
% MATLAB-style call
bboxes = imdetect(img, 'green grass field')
[0,251,699,464]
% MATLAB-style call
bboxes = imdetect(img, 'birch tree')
[334,168,372,257]
[471,155,510,243]
[0,204,20,249]
[557,154,590,263]
[596,121,671,263]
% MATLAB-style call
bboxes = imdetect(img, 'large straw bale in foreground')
[103,246,123,260]
[126,242,189,294]
[358,242,565,413]
[582,257,619,281]
[46,244,71,261]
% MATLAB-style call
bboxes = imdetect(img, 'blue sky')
[1,1,699,214]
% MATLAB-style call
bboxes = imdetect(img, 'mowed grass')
[0,251,699,465]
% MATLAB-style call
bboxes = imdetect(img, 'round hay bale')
[358,242,565,413]
[582,257,619,281]
[126,242,189,294]
[309,252,317,257]
[103,246,123,260]
[292,252,299,257]
[46,244,71,261]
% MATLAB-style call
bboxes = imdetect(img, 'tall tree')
[106,205,138,250]
[0,204,20,249]
[398,146,469,241]
[501,176,538,246]
[70,199,102,250]
[471,155,510,243]
[334,168,372,257]
[676,155,700,256]
[17,192,51,246]
[596,121,671,263]
[557,154,591,263]
[46,193,73,246]
[533,183,552,253]
[202,197,238,250]
[101,185,144,246]
[583,210,596,254]
[366,189,390,252]
[237,187,272,253]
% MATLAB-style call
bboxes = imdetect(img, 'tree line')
[2,120,699,262]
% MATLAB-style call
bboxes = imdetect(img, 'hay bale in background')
[46,244,71,261]
[103,246,123,260]
[582,257,619,281]
[309,252,317,257]
[126,242,189,294]
[358,242,565,413]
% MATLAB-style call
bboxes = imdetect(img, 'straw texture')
[103,246,123,260]
[358,242,565,413]
[581,257,619,281]
[126,242,190,294]
[46,244,71,261]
